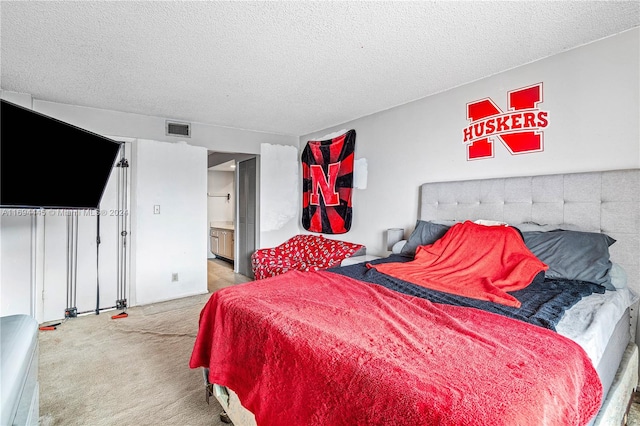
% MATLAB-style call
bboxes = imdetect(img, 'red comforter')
[190,270,602,426]
[370,221,548,307]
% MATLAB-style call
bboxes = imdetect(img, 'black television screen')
[1,99,123,210]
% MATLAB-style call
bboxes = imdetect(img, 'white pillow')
[392,240,407,254]
[474,219,508,227]
[609,263,627,289]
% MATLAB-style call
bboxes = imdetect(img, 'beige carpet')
[39,260,250,426]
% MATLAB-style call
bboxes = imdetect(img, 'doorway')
[207,160,235,263]
[207,152,258,279]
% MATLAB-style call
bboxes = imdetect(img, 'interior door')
[237,157,257,277]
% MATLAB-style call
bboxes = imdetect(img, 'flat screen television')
[1,99,123,210]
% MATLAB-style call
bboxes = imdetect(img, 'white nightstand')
[340,254,382,266]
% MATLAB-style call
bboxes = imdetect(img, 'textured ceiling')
[1,1,638,137]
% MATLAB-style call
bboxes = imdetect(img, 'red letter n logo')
[463,83,549,160]
[310,162,341,206]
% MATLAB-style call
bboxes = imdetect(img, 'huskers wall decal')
[463,82,549,160]
[302,129,355,234]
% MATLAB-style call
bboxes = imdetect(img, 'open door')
[237,157,257,278]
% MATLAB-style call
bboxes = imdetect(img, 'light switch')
[154,205,160,214]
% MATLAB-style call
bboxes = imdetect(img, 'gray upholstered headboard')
[419,169,640,340]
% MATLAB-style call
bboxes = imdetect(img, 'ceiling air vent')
[166,120,191,138]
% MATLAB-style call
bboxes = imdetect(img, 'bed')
[190,169,640,426]
[1,314,40,426]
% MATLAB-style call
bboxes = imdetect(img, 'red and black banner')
[302,130,355,234]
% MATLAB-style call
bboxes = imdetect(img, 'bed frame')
[418,169,640,425]
[212,169,640,426]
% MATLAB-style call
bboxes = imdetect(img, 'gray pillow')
[400,220,451,256]
[522,230,616,290]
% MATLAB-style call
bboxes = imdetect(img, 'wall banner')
[301,129,355,234]
[463,83,549,160]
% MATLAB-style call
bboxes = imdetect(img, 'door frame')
[207,152,259,275]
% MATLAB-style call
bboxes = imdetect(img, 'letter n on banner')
[301,129,355,234]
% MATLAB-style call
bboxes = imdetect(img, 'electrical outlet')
[172,273,179,282]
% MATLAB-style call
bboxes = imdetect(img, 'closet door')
[237,157,257,277]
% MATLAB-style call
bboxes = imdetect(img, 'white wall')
[132,139,208,305]
[207,170,234,257]
[301,29,640,256]
[32,100,298,155]
[0,216,35,317]
[207,170,235,224]
[258,143,301,249]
